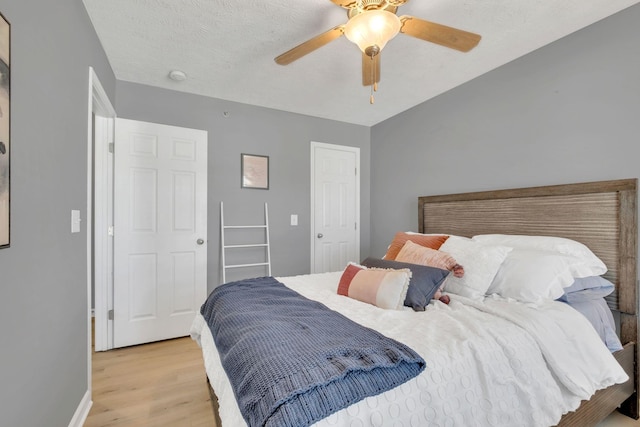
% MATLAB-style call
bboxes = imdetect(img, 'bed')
[191,178,638,427]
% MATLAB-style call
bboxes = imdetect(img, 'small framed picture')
[241,153,269,190]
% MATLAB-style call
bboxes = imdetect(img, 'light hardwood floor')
[599,411,640,426]
[85,334,217,427]
[85,328,637,427]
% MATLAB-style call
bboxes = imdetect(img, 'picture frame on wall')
[241,153,269,190]
[0,12,10,248]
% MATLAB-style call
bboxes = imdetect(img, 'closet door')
[311,142,360,273]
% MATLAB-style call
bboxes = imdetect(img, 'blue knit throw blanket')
[201,276,426,427]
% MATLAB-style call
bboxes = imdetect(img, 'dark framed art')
[241,153,269,190]
[0,12,9,248]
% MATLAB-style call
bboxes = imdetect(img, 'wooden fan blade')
[275,25,345,65]
[362,53,380,86]
[399,16,481,52]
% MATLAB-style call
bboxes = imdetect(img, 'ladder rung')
[220,201,271,284]
[225,262,270,269]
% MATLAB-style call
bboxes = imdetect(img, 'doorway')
[310,141,360,273]
[88,78,209,352]
[84,67,116,423]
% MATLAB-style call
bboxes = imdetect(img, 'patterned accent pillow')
[395,240,460,272]
[338,263,411,310]
[383,232,449,260]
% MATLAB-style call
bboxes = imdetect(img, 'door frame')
[87,67,116,359]
[309,141,360,273]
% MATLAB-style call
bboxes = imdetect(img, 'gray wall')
[115,82,371,290]
[0,1,115,426]
[370,4,640,258]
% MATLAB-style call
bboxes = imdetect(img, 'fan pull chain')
[370,55,376,104]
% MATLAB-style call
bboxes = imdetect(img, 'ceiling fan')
[274,0,481,103]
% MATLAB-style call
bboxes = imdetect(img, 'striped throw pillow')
[338,263,410,310]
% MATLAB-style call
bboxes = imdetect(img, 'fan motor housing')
[361,0,387,9]
[346,0,406,18]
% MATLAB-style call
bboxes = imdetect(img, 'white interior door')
[311,142,360,273]
[114,118,208,348]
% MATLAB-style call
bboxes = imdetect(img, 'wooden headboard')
[418,179,638,345]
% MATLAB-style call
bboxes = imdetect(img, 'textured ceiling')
[82,0,639,126]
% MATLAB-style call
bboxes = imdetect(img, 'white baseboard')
[68,390,92,427]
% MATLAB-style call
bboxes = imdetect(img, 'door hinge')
[108,142,114,154]
[108,309,114,320]
[355,167,357,176]
[108,225,114,236]
[355,222,357,230]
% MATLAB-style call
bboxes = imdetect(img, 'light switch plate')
[290,214,298,226]
[71,210,81,233]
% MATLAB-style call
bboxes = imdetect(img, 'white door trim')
[87,67,117,398]
[309,141,360,273]
[89,68,116,353]
[80,71,115,421]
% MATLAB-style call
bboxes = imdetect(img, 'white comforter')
[190,271,628,427]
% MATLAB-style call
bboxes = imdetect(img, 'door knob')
[317,233,323,239]
[197,238,205,245]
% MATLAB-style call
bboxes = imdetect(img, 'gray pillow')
[557,276,615,303]
[361,257,449,311]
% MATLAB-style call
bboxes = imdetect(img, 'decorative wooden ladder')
[220,201,272,284]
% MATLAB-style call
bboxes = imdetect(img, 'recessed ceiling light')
[168,70,187,82]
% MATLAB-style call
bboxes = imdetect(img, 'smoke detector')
[168,70,187,82]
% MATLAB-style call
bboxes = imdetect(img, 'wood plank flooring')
[599,411,640,426]
[85,335,217,427]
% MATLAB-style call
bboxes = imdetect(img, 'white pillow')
[439,236,512,300]
[487,249,581,303]
[472,234,607,277]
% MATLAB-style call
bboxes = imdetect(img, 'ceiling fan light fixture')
[344,9,401,54]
